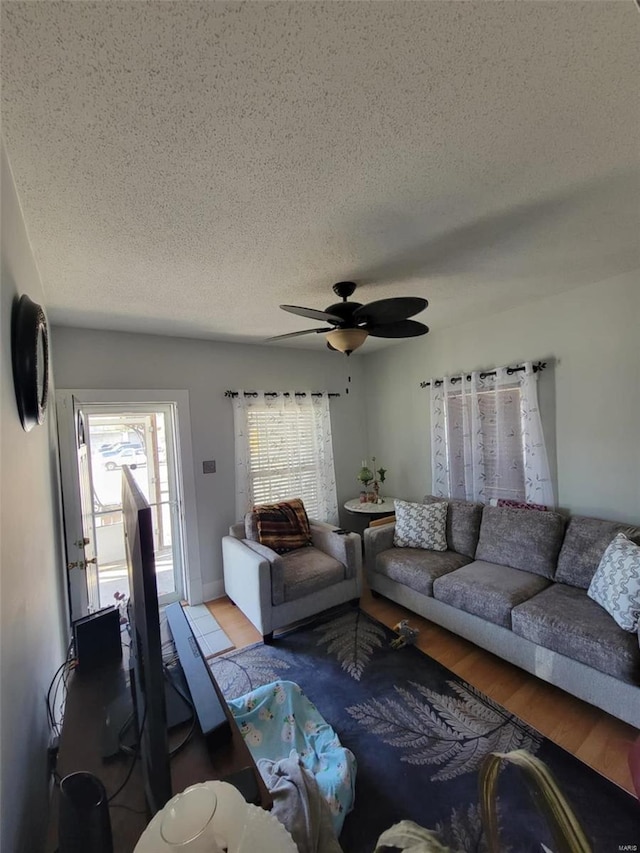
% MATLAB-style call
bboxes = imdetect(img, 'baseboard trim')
[202,579,225,603]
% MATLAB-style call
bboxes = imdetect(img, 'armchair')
[222,518,362,642]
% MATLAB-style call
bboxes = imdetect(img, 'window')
[247,406,321,515]
[445,383,525,502]
[232,392,338,523]
[430,363,554,507]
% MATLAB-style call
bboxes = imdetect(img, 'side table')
[343,497,397,519]
[343,497,397,553]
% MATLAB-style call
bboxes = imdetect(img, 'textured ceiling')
[2,1,639,352]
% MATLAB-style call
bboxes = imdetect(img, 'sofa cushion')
[512,584,640,684]
[423,496,483,558]
[432,560,550,628]
[393,499,447,551]
[374,548,472,597]
[271,546,345,606]
[475,506,566,578]
[555,515,640,589]
[587,533,640,631]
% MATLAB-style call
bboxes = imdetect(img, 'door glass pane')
[85,410,181,607]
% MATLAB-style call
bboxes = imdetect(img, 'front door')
[57,394,187,621]
[76,419,100,612]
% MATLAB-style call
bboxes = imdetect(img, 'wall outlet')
[203,460,216,474]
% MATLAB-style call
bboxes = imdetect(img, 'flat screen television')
[122,466,172,814]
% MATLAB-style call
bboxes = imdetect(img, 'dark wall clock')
[11,294,50,432]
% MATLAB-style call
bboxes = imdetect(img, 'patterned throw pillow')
[587,533,640,631]
[393,499,448,551]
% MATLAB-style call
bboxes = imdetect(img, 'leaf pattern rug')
[210,609,639,852]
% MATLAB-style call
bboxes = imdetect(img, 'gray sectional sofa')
[364,498,640,728]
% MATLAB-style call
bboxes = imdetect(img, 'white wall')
[50,328,369,599]
[0,144,69,851]
[362,272,640,524]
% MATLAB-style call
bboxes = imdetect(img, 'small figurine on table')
[390,620,420,649]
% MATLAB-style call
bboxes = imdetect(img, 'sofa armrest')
[309,522,362,584]
[364,522,396,575]
[221,535,274,635]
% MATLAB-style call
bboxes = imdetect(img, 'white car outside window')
[102,446,147,470]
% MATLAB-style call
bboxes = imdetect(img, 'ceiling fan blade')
[365,319,429,339]
[280,304,343,324]
[267,327,328,341]
[353,297,428,325]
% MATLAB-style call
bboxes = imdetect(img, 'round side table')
[343,497,397,518]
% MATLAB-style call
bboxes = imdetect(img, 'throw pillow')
[393,499,447,551]
[252,498,312,555]
[587,533,640,632]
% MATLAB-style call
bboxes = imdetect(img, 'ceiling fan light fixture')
[325,328,368,355]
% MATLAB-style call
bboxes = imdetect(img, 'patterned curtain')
[232,390,339,523]
[430,362,554,506]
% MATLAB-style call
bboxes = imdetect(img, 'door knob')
[74,537,90,548]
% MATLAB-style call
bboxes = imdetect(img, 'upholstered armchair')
[222,515,362,642]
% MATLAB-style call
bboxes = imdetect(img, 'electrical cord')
[108,706,146,804]
[163,663,196,758]
[46,641,75,736]
[115,710,137,756]
[109,803,146,816]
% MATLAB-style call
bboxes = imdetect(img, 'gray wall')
[51,328,369,598]
[1,144,69,851]
[362,272,640,524]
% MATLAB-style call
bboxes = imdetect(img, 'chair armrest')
[364,523,396,575]
[241,539,280,562]
[221,536,275,635]
[310,522,362,583]
[369,514,396,528]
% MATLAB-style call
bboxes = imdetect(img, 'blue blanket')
[227,680,357,836]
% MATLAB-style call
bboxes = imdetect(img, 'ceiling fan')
[268,281,429,355]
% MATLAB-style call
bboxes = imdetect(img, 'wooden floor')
[207,588,638,796]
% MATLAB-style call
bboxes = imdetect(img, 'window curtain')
[430,362,554,507]
[232,391,339,523]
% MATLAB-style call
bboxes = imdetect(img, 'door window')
[84,407,184,608]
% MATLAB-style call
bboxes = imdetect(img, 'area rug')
[210,609,639,852]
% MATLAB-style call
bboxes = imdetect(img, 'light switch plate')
[203,460,216,474]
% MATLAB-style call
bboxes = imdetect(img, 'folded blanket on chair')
[253,498,312,554]
[258,753,343,853]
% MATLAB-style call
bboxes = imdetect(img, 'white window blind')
[247,407,321,518]
[232,391,339,523]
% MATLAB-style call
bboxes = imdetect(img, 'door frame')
[57,389,203,618]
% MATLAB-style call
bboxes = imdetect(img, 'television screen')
[122,466,172,814]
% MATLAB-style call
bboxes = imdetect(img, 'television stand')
[46,632,270,852]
